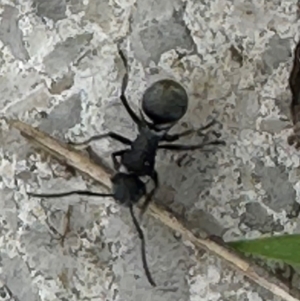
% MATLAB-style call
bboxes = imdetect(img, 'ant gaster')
[288,39,300,148]
[27,47,225,287]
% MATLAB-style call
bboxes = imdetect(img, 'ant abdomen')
[111,173,146,206]
[141,79,188,125]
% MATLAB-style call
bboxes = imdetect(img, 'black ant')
[27,46,225,287]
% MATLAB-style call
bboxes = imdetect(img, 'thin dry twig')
[7,119,300,301]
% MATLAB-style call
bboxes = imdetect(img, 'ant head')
[141,79,188,126]
[111,172,146,206]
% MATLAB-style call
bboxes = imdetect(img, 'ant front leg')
[162,119,218,142]
[158,140,226,151]
[162,128,196,142]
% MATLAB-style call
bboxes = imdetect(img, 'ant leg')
[162,129,195,142]
[111,149,128,170]
[129,204,156,287]
[68,132,132,149]
[140,171,159,217]
[27,190,114,198]
[162,120,218,142]
[120,78,141,126]
[158,140,226,151]
[118,49,142,126]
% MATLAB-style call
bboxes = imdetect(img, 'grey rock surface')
[0,0,299,300]
[0,5,30,62]
[33,0,67,22]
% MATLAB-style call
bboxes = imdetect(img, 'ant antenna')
[128,203,156,287]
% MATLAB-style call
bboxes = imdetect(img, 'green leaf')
[228,234,300,266]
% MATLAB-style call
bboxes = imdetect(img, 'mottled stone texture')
[33,0,67,21]
[0,5,29,61]
[0,0,299,300]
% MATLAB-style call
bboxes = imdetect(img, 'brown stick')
[7,119,300,301]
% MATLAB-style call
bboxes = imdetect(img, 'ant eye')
[145,161,150,166]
